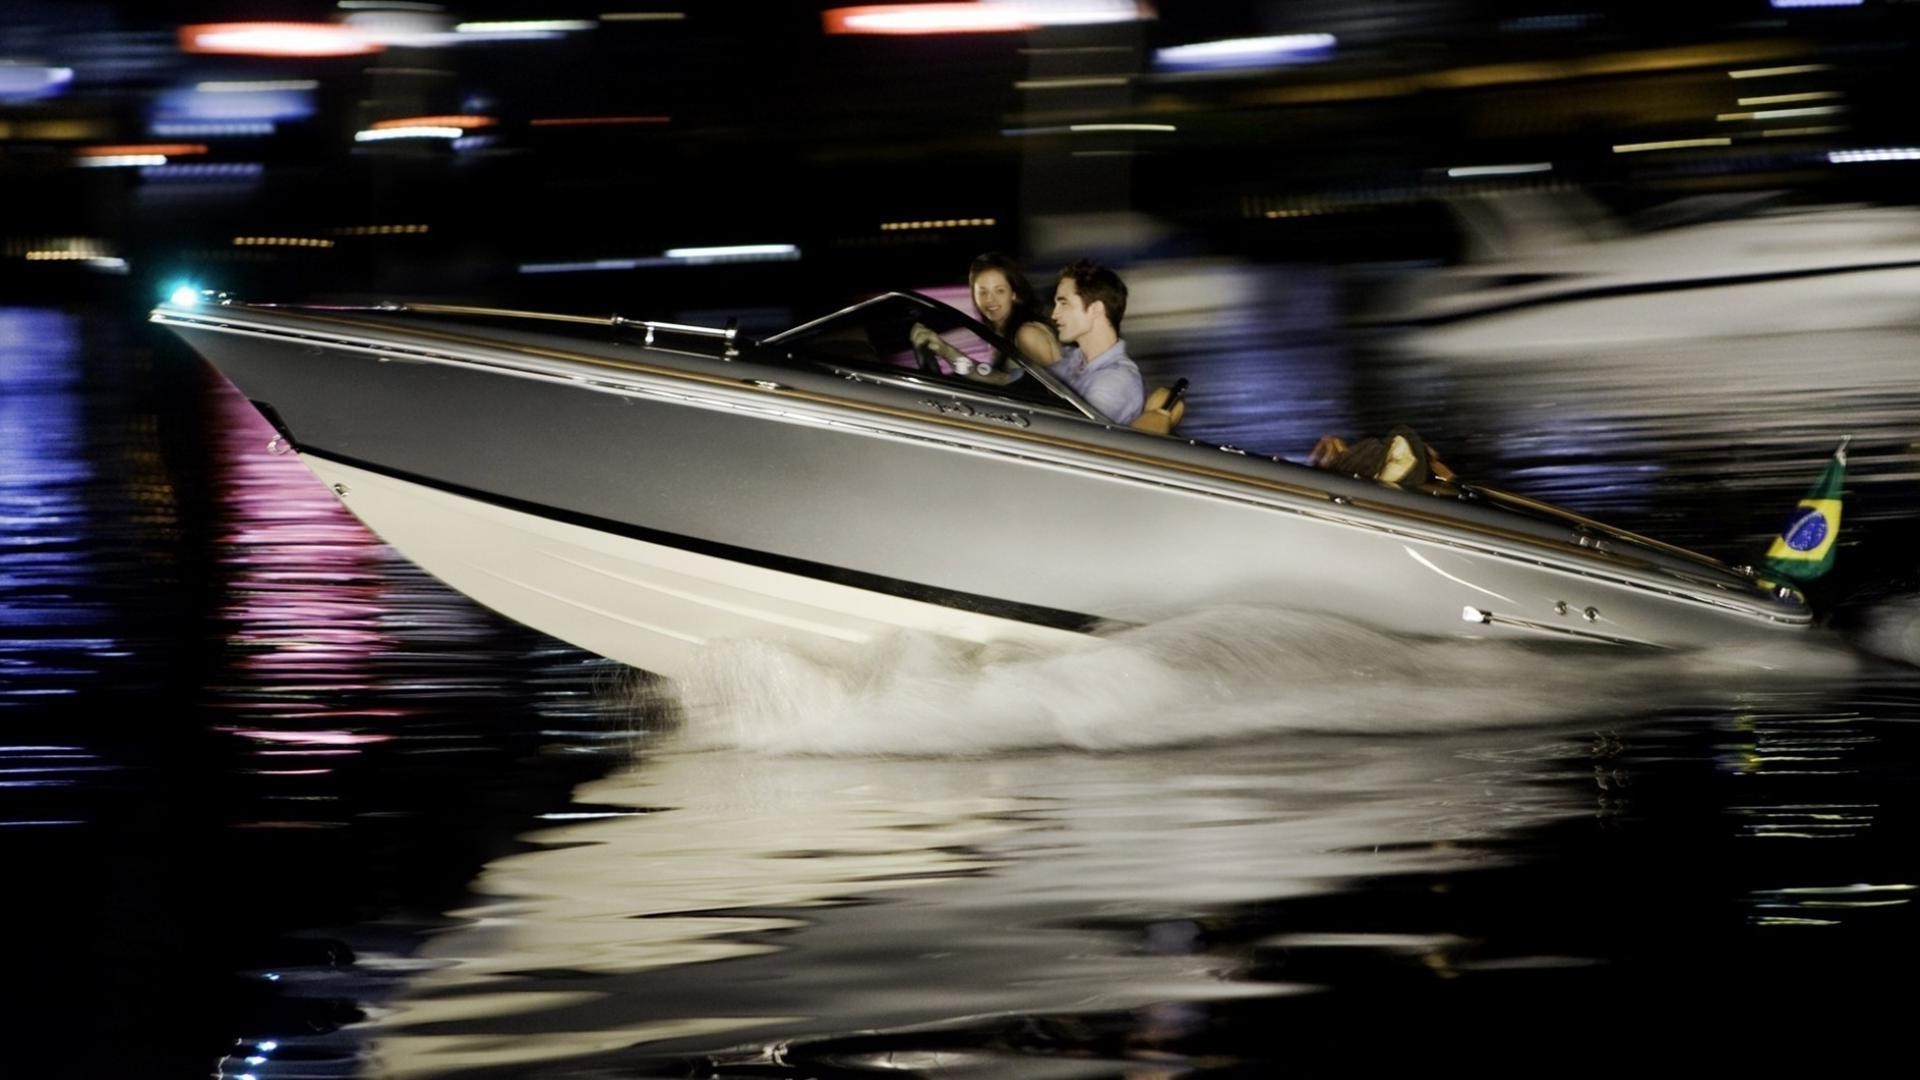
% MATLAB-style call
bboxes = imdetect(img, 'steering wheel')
[911,339,943,375]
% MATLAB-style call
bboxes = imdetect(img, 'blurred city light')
[76,154,169,168]
[1154,34,1336,72]
[369,115,496,130]
[663,244,801,263]
[454,21,596,34]
[179,23,382,57]
[1729,64,1831,79]
[823,1,1147,36]
[353,126,465,141]
[520,243,803,274]
[195,80,319,93]
[1829,148,1920,163]
[1445,163,1553,178]
[1718,105,1845,121]
[79,143,208,158]
[0,64,74,102]
[1614,138,1732,153]
[154,84,315,131]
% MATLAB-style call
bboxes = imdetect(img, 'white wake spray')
[643,605,1860,756]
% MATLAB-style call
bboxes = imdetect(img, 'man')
[1050,259,1144,425]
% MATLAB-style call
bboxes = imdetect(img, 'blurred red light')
[822,4,1034,35]
[180,22,382,57]
[369,115,497,130]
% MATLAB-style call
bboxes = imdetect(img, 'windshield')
[764,292,1088,414]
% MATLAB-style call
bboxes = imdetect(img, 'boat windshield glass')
[764,293,1081,412]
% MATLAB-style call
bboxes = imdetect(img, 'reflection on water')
[354,733,1599,1077]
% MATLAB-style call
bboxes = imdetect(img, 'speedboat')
[152,288,1811,677]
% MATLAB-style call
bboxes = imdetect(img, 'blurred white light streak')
[77,155,167,167]
[0,65,74,98]
[353,126,463,141]
[196,80,318,92]
[1762,125,1844,137]
[1728,64,1831,79]
[140,163,267,179]
[1069,123,1176,132]
[1769,883,1916,895]
[1613,137,1731,152]
[521,258,651,273]
[1717,105,1844,121]
[455,20,594,33]
[1828,148,1920,163]
[1155,33,1335,65]
[1013,76,1129,89]
[523,244,800,273]
[152,122,277,137]
[1769,0,1863,8]
[1736,91,1840,106]
[664,243,800,260]
[1445,162,1552,177]
[343,11,460,48]
[1003,0,1147,25]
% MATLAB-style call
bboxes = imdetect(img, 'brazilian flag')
[1763,438,1849,582]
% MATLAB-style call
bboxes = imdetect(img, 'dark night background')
[7,1,1920,322]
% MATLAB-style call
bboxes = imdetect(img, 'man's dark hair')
[1056,259,1128,332]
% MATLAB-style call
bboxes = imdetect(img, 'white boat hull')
[305,455,1089,674]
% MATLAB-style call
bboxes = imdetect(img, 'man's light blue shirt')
[1056,339,1144,424]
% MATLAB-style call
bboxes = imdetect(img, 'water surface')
[4,272,1918,1076]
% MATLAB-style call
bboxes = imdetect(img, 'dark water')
[6,273,1920,1077]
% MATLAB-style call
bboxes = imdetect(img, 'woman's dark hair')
[967,251,1045,334]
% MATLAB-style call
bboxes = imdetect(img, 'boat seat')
[1129,379,1188,435]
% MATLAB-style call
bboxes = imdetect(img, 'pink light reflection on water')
[210,380,401,684]
[206,379,415,816]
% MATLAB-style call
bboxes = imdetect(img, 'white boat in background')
[1382,192,1920,358]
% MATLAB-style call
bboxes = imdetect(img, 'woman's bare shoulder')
[1014,320,1061,365]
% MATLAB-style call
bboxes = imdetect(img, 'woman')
[965,251,1062,369]
[910,252,1062,379]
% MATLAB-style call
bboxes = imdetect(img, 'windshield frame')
[762,291,1102,421]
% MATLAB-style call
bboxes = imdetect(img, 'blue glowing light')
[168,285,201,307]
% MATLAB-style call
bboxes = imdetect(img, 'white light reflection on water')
[359,729,1606,1078]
